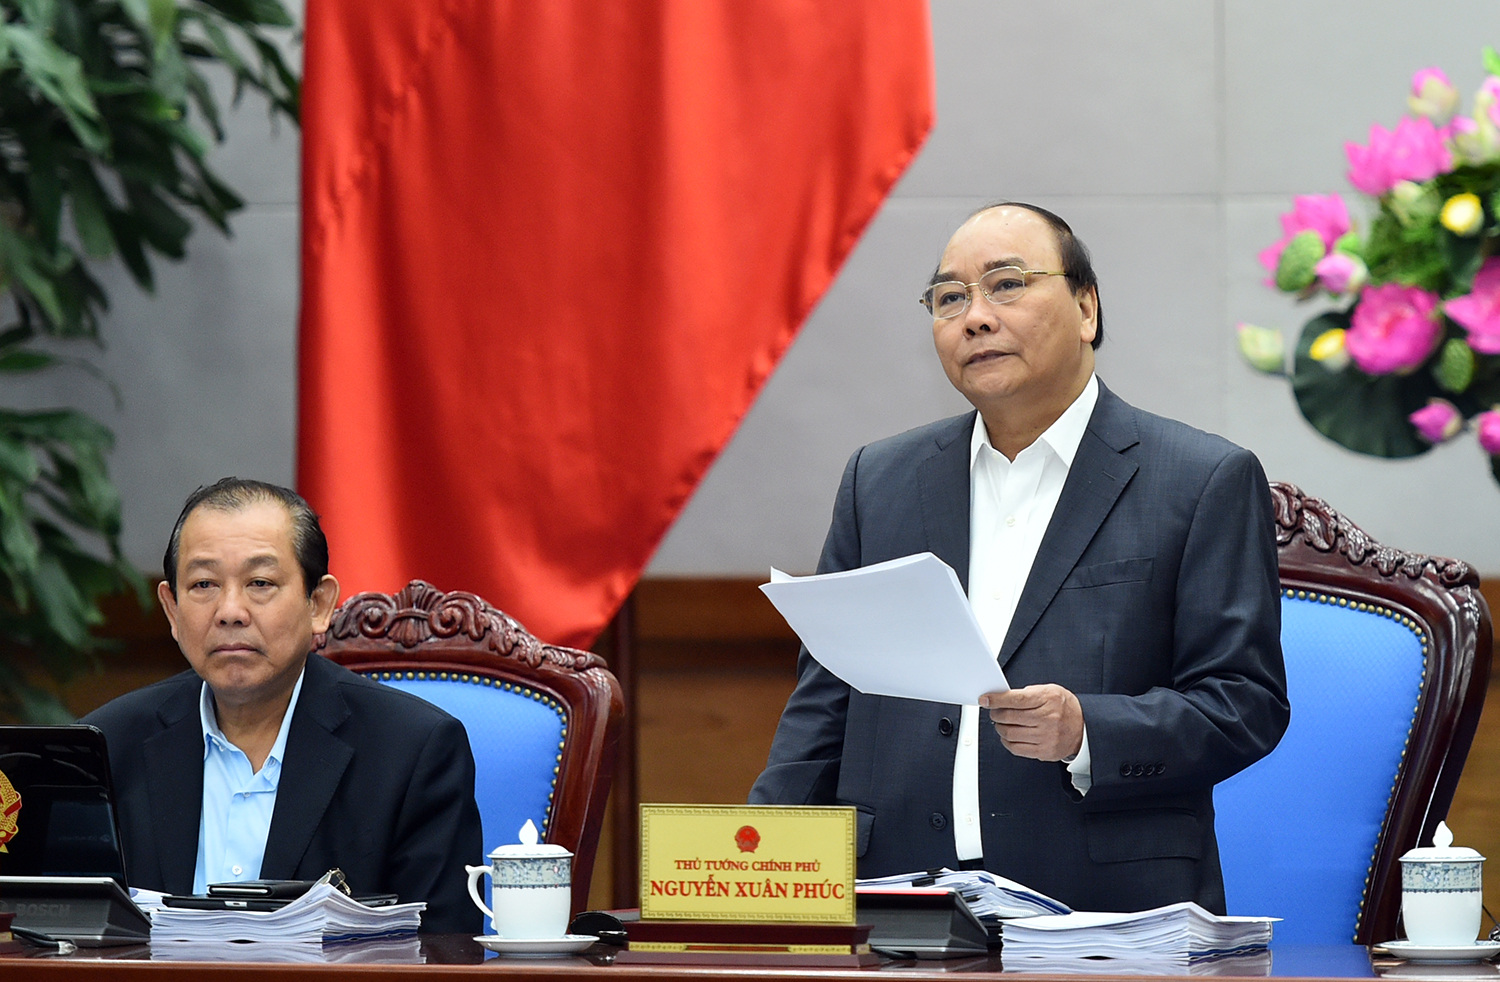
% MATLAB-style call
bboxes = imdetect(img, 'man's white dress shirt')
[192,668,306,894]
[952,374,1098,862]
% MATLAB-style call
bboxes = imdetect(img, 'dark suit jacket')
[749,381,1289,914]
[82,652,484,934]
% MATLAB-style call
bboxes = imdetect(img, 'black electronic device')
[208,878,319,899]
[856,887,990,959]
[165,892,401,912]
[0,724,128,886]
[0,875,150,946]
[0,725,149,946]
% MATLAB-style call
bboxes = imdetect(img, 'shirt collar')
[200,665,307,766]
[969,373,1099,469]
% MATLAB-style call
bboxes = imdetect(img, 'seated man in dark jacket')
[83,478,483,933]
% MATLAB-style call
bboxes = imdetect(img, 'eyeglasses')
[919,267,1066,320]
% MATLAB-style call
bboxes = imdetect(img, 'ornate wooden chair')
[314,580,624,915]
[1214,482,1491,944]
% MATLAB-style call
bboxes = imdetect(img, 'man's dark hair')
[966,200,1104,349]
[162,478,330,597]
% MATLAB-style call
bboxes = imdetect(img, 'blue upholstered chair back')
[315,581,624,915]
[1215,591,1425,943]
[369,672,567,853]
[1212,483,1490,946]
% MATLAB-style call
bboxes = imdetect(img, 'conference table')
[1,938,1489,981]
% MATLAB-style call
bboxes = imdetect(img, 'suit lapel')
[141,682,207,894]
[920,412,976,592]
[259,655,353,878]
[998,384,1140,668]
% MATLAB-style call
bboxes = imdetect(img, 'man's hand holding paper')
[980,685,1084,762]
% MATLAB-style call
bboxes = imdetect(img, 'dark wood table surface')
[1,938,1479,981]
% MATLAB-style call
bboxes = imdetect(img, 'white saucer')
[474,934,598,956]
[1379,940,1500,963]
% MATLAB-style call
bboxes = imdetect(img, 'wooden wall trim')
[632,578,796,643]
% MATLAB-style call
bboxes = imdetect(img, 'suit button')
[1155,763,1166,775]
[929,812,947,830]
[1120,763,1131,777]
[938,717,954,737]
[1131,764,1145,777]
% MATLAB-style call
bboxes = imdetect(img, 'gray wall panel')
[22,0,1498,579]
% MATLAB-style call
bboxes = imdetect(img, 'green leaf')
[123,184,192,257]
[1440,229,1485,291]
[1485,46,1500,78]
[1333,231,1364,259]
[2,24,108,154]
[151,31,190,108]
[1290,310,1438,458]
[33,551,101,652]
[182,67,225,142]
[104,208,155,291]
[67,159,117,258]
[0,349,56,372]
[22,125,63,250]
[0,221,69,327]
[120,0,178,47]
[0,506,41,576]
[200,0,296,28]
[0,435,41,484]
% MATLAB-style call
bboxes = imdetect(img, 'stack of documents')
[129,887,170,914]
[150,883,425,947]
[149,935,423,963]
[1000,902,1275,962]
[857,868,1070,919]
[1005,950,1274,976]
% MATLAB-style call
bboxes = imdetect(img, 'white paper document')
[761,552,1008,704]
[999,902,1276,960]
[149,883,426,946]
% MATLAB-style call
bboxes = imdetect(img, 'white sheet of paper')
[760,552,1008,704]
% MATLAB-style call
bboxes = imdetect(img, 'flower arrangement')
[1239,49,1500,486]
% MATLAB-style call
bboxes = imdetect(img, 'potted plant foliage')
[0,0,299,721]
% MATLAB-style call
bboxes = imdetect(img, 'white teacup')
[466,820,573,939]
[1400,821,1484,946]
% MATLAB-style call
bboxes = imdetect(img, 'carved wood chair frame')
[313,580,625,915]
[1270,482,1492,945]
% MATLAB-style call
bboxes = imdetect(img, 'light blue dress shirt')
[192,669,306,894]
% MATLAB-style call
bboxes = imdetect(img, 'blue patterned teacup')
[466,819,573,939]
[1399,821,1484,946]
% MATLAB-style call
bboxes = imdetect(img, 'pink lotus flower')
[1345,282,1443,374]
[1258,194,1350,277]
[1479,76,1500,129]
[1408,399,1463,443]
[1345,117,1454,196]
[1314,252,1367,294]
[1478,409,1500,455]
[1409,68,1460,124]
[1445,257,1500,354]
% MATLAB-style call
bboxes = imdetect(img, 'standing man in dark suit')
[83,478,483,933]
[749,203,1289,914]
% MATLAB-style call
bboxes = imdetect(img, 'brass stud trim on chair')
[1283,586,1428,943]
[362,669,572,837]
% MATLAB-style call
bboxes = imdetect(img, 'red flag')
[298,2,933,648]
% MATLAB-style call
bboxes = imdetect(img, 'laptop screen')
[0,725,128,887]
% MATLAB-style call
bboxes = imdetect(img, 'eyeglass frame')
[918,267,1068,319]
